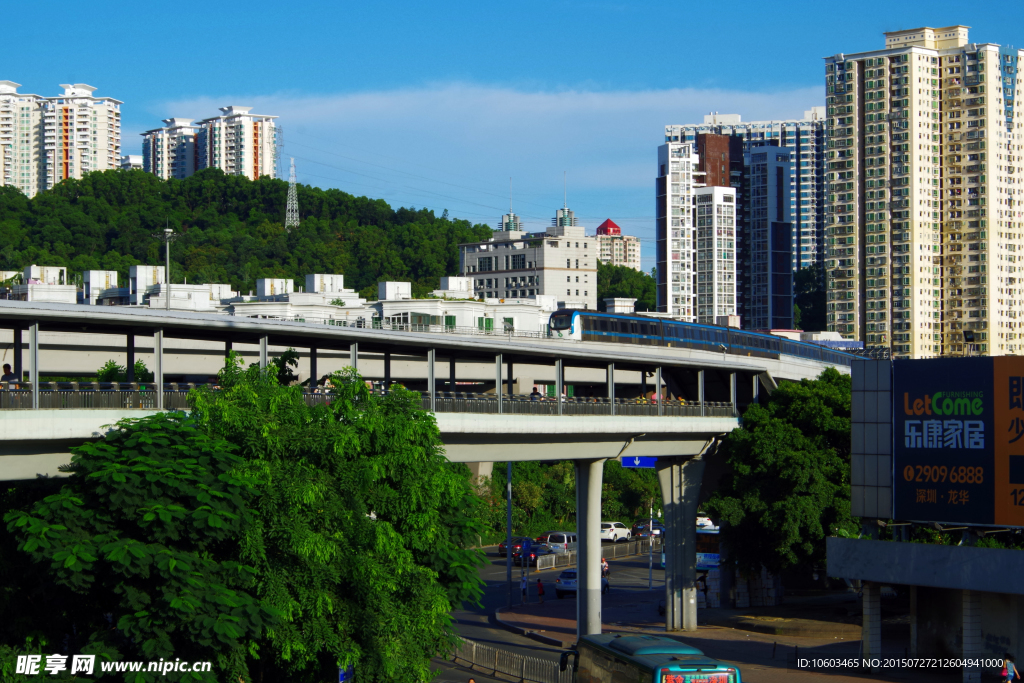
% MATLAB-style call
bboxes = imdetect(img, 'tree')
[793,264,826,332]
[705,367,856,574]
[187,355,486,682]
[96,359,155,383]
[3,413,277,681]
[596,262,656,312]
[269,348,299,386]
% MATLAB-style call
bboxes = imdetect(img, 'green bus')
[560,634,741,683]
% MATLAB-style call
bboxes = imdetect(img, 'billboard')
[892,357,1024,526]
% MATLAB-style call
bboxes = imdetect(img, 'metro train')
[547,309,856,366]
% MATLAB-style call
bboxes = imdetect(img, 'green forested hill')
[0,169,492,297]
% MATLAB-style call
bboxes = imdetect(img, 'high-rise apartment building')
[824,26,1023,358]
[141,118,199,180]
[195,106,278,180]
[0,82,121,198]
[666,110,827,271]
[656,142,701,320]
[459,205,597,310]
[594,219,641,271]
[694,187,738,324]
[746,147,795,330]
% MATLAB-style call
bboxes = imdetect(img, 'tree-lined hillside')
[0,169,492,298]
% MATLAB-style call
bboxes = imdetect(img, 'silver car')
[554,569,609,599]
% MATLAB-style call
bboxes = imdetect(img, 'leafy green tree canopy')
[706,367,855,574]
[96,359,155,383]
[4,413,277,681]
[187,355,486,682]
[596,262,656,312]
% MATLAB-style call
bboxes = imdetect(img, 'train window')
[639,323,648,335]
[600,319,609,332]
[619,321,630,334]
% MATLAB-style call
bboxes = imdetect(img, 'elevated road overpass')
[0,300,850,636]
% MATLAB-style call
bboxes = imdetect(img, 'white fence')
[450,638,573,683]
[533,538,662,571]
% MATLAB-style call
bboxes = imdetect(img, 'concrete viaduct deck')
[0,300,849,637]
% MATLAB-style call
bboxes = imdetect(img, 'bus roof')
[582,634,722,669]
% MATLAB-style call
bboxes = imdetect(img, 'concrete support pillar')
[384,350,391,392]
[154,329,164,411]
[349,343,358,371]
[752,374,760,405]
[259,336,268,369]
[466,461,493,485]
[862,582,882,669]
[656,367,663,417]
[607,363,615,415]
[963,589,982,683]
[698,370,705,417]
[225,340,232,358]
[28,322,39,410]
[730,372,737,416]
[127,334,135,383]
[556,359,563,415]
[13,326,22,382]
[495,354,503,414]
[428,349,436,411]
[507,360,513,397]
[449,356,456,391]
[657,456,705,631]
[575,458,606,638]
[309,346,318,389]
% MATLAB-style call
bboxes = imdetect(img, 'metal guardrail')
[533,538,663,571]
[423,394,735,417]
[0,384,734,417]
[450,638,573,683]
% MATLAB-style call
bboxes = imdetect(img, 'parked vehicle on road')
[600,521,631,543]
[631,521,665,539]
[513,542,556,566]
[559,633,742,683]
[554,569,609,599]
[498,536,530,557]
[543,531,577,553]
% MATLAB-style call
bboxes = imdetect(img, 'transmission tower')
[285,158,299,230]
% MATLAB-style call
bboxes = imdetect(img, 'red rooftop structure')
[595,219,621,236]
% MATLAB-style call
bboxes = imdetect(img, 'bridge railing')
[0,384,734,417]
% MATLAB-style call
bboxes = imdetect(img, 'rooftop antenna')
[509,177,513,214]
[563,171,567,209]
[285,158,299,230]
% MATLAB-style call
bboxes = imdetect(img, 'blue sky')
[6,0,1024,270]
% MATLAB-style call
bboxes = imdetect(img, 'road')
[448,541,664,662]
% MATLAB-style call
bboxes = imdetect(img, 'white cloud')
[134,82,823,269]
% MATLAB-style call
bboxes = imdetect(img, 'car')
[534,531,560,544]
[542,531,578,553]
[497,536,531,557]
[513,543,556,566]
[554,569,609,599]
[631,521,665,539]
[600,521,631,543]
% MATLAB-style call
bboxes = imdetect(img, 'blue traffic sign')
[339,665,354,682]
[521,538,532,555]
[621,456,657,469]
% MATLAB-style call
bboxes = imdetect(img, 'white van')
[545,532,578,553]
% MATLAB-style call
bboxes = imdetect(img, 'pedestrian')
[1,363,16,387]
[530,386,541,402]
[601,557,609,577]
[1004,654,1018,682]
[536,578,545,604]
[521,573,528,602]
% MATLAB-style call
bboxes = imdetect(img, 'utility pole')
[648,502,654,590]
[152,223,178,311]
[507,461,513,609]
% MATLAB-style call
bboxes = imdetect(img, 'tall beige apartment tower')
[825,26,1024,358]
[194,106,278,180]
[0,82,121,197]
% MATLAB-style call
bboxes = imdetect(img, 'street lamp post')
[152,225,178,311]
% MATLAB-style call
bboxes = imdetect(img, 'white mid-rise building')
[141,118,199,180]
[458,205,597,310]
[594,219,642,271]
[120,155,142,171]
[82,270,118,304]
[195,106,278,180]
[694,186,738,324]
[0,82,121,197]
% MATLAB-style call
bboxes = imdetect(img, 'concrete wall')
[915,587,1024,659]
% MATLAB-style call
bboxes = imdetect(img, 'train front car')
[548,309,582,340]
